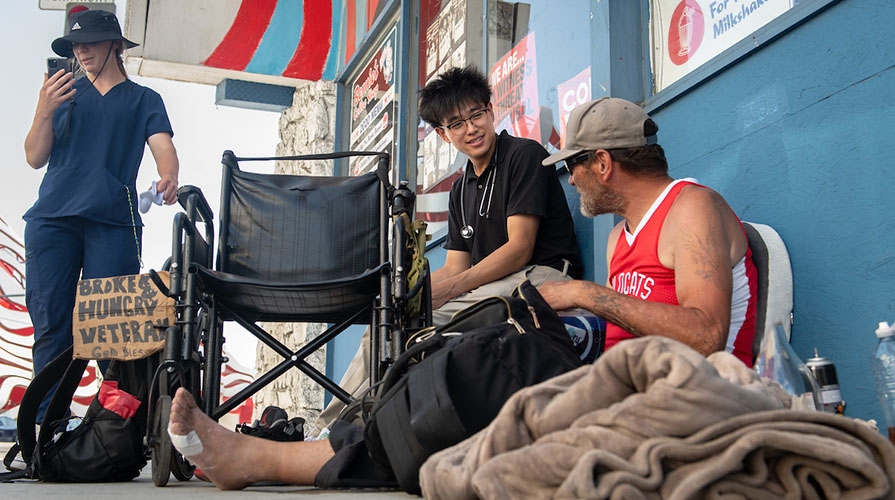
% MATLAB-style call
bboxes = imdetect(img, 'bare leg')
[168,387,335,490]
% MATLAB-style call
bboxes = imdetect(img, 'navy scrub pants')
[25,216,141,422]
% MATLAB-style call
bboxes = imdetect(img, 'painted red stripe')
[203,0,278,70]
[0,386,25,412]
[0,321,31,336]
[345,0,356,64]
[366,0,380,30]
[420,171,461,194]
[0,297,27,313]
[417,211,449,223]
[283,1,332,80]
[415,171,461,223]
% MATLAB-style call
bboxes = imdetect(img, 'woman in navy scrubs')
[23,9,179,421]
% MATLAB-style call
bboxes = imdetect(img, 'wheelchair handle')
[393,180,416,216]
[176,185,214,223]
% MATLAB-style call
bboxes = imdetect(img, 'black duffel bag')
[362,279,582,494]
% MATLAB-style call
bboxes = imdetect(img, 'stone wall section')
[250,79,337,436]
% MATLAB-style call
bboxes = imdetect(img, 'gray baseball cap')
[543,97,657,166]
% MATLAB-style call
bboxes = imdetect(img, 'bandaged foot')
[166,423,203,456]
[168,387,255,489]
[168,387,336,489]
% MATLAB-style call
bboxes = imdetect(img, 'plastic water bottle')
[871,321,895,445]
[754,323,821,411]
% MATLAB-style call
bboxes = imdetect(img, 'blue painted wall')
[647,0,895,427]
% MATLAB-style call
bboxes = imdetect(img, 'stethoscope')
[459,136,499,240]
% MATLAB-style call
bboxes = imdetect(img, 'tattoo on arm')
[587,288,638,334]
[696,328,723,353]
[679,218,726,293]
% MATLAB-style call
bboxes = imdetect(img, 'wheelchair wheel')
[170,446,195,481]
[151,395,173,486]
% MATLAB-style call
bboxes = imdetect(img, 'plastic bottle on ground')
[871,321,895,445]
[754,323,821,411]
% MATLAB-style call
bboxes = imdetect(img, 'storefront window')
[416,0,595,234]
[347,26,399,181]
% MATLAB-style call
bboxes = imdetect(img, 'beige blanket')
[419,336,895,499]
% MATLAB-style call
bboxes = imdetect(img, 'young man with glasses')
[539,97,758,366]
[419,65,582,324]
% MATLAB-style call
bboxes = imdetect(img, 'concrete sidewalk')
[0,442,415,499]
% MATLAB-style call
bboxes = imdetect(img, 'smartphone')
[47,57,74,76]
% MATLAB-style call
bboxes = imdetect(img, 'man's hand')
[538,280,582,311]
[434,214,541,311]
[430,278,456,310]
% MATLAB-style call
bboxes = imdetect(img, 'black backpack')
[360,280,582,494]
[2,347,153,482]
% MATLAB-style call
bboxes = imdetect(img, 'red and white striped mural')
[220,353,255,424]
[0,217,97,418]
[0,217,254,422]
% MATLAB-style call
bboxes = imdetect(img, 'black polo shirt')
[445,130,582,279]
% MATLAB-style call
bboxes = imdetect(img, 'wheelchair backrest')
[218,162,384,283]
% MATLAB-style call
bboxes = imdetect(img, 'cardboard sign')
[72,272,175,361]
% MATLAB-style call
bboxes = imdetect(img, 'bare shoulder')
[664,184,747,263]
[665,184,741,231]
[676,184,731,213]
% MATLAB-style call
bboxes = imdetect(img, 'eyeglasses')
[563,151,593,175]
[441,108,490,135]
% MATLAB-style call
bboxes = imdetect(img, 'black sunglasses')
[564,151,593,175]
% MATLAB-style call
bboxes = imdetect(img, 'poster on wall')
[489,31,541,144]
[650,0,799,92]
[420,0,467,193]
[555,67,592,147]
[424,0,467,83]
[349,27,398,178]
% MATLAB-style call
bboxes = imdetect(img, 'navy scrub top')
[24,77,173,227]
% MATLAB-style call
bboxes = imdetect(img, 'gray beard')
[580,186,624,218]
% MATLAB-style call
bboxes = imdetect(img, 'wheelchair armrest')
[177,185,214,223]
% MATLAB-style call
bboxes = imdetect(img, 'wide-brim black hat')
[52,9,138,58]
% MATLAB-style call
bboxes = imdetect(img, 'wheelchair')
[145,150,431,486]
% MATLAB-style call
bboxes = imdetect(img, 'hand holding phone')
[46,57,73,76]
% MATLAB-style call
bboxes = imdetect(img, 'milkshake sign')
[668,1,705,66]
[651,0,797,91]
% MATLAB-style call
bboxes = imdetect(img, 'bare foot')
[168,387,258,489]
[168,387,335,490]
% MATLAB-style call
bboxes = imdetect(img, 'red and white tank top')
[604,179,757,366]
